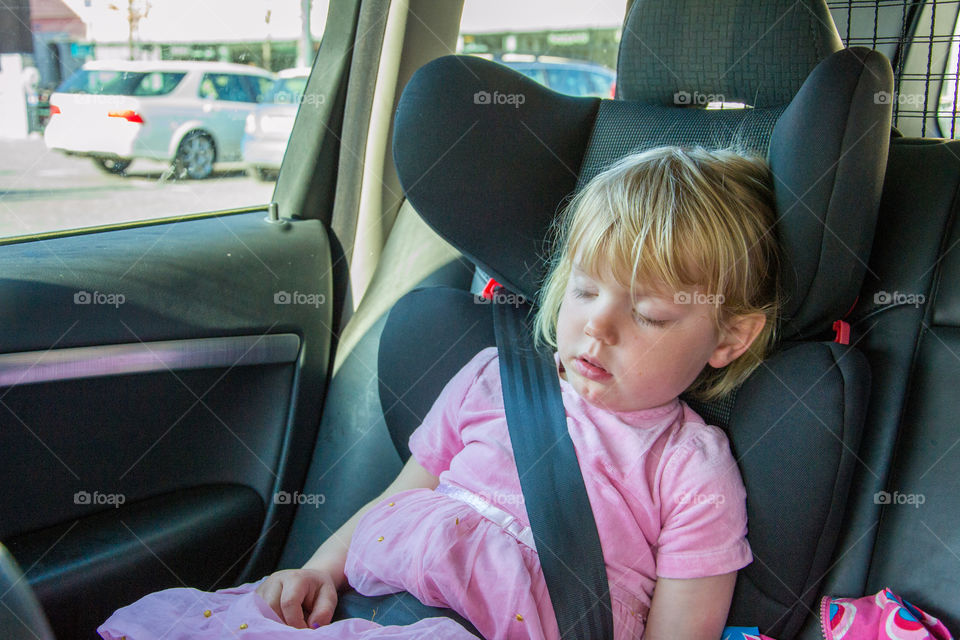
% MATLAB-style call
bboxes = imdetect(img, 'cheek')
[555,302,581,347]
[632,327,716,379]
[555,306,571,344]
[670,328,722,376]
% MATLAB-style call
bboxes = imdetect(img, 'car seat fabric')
[388,55,599,304]
[843,139,960,633]
[378,290,494,462]
[616,0,843,107]
[788,140,960,639]
[712,342,869,635]
[394,48,892,342]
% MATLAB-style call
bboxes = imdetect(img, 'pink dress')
[99,347,751,640]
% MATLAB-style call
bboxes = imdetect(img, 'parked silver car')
[242,67,311,181]
[44,60,274,179]
[491,55,617,98]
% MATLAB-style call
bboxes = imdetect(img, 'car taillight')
[49,104,62,116]
[108,110,144,124]
[609,81,617,99]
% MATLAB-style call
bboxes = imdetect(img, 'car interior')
[1,0,959,639]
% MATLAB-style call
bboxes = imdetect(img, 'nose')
[584,307,617,344]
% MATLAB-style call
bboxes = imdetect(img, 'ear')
[708,313,766,368]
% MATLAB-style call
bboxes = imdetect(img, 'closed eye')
[633,311,667,327]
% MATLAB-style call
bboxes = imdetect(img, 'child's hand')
[255,568,339,629]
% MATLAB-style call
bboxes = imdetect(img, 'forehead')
[570,261,678,300]
[566,208,708,294]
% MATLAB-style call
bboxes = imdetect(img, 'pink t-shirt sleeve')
[655,424,752,579]
[408,347,498,477]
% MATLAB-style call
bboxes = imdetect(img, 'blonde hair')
[534,146,781,401]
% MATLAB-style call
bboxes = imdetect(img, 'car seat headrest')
[617,0,844,107]
[394,49,891,340]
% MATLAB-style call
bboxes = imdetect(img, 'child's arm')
[255,457,439,629]
[642,572,737,640]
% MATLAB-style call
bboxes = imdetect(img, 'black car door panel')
[0,211,333,637]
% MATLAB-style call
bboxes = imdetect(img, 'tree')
[108,0,151,60]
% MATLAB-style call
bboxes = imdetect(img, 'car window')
[243,75,274,103]
[938,13,960,138]
[199,73,254,102]
[458,0,623,97]
[589,71,614,96]
[268,77,309,103]
[544,67,588,95]
[58,69,184,96]
[828,2,960,137]
[506,65,544,83]
[132,72,186,97]
[0,0,329,240]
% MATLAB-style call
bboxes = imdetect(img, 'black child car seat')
[372,0,893,637]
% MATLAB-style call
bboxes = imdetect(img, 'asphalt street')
[0,136,276,239]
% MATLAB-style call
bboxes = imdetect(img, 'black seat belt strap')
[491,290,614,639]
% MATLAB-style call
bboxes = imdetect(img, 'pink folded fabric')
[97,580,480,640]
[820,588,952,640]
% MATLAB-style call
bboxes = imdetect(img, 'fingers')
[255,576,284,621]
[305,580,338,629]
[279,579,310,629]
[254,569,336,629]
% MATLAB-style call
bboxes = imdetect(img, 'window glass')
[458,0,624,97]
[199,73,253,102]
[826,2,960,137]
[938,11,960,138]
[247,75,275,102]
[589,71,615,98]
[0,0,329,239]
[268,77,309,103]
[132,72,186,96]
[544,67,589,96]
[59,69,184,96]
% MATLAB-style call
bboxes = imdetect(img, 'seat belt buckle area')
[481,277,502,301]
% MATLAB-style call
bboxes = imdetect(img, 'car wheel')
[92,158,132,175]
[173,131,215,180]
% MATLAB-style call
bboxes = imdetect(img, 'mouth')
[572,354,612,382]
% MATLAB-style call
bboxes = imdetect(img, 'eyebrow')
[571,264,679,305]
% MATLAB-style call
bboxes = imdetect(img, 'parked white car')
[242,67,311,180]
[44,60,274,179]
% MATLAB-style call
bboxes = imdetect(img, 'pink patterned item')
[820,588,953,640]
